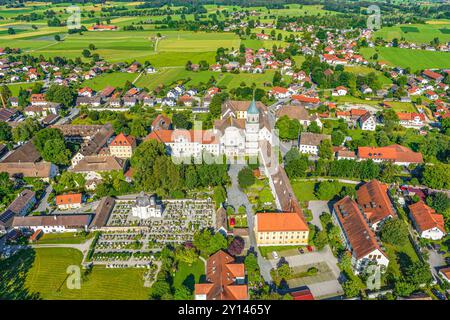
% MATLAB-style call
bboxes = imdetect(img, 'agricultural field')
[374,22,450,44]
[360,46,450,71]
[343,65,392,87]
[0,248,151,300]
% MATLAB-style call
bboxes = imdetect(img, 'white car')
[272,251,279,259]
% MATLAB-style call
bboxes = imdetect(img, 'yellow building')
[254,211,309,246]
[109,133,136,158]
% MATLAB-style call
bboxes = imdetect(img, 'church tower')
[245,99,260,155]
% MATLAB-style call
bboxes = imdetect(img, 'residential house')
[0,189,36,233]
[12,214,92,233]
[109,133,136,158]
[359,112,376,131]
[298,132,331,156]
[409,201,446,240]
[56,193,83,210]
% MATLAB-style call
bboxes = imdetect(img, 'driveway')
[36,184,53,213]
[308,201,332,230]
[268,246,343,299]
[227,164,273,282]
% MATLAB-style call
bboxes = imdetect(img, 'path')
[307,200,332,231]
[226,164,273,282]
[36,184,53,213]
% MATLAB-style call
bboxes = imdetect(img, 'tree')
[276,263,293,280]
[307,121,321,133]
[12,118,40,143]
[238,167,255,189]
[0,121,12,142]
[244,252,259,272]
[82,49,91,58]
[45,84,74,108]
[313,230,328,251]
[422,164,450,190]
[318,139,333,160]
[54,35,61,41]
[342,277,364,298]
[172,112,192,129]
[331,130,345,146]
[129,118,148,137]
[213,185,227,208]
[42,138,71,165]
[150,281,171,300]
[275,116,300,140]
[380,219,409,246]
[7,27,15,35]
[174,285,192,300]
[404,261,432,287]
[175,247,198,266]
[426,192,450,214]
[0,85,12,107]
[315,181,341,200]
[284,148,308,178]
[227,236,245,256]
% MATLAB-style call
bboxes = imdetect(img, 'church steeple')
[247,98,258,115]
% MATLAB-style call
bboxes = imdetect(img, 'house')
[12,214,92,233]
[298,132,331,156]
[425,90,438,100]
[55,193,83,210]
[71,124,114,166]
[269,86,291,99]
[276,105,322,128]
[332,86,348,96]
[70,156,126,180]
[0,141,58,180]
[439,267,450,283]
[89,196,115,229]
[409,201,446,240]
[131,192,163,219]
[194,250,248,300]
[0,189,36,233]
[397,112,426,128]
[360,85,373,94]
[423,69,444,83]
[359,112,376,131]
[78,87,93,97]
[109,133,136,158]
[332,196,389,275]
[356,180,396,231]
[357,144,423,165]
[88,24,118,31]
[291,95,321,109]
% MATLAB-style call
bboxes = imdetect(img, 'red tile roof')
[409,201,446,234]
[291,95,320,104]
[146,129,219,145]
[356,180,396,226]
[110,133,135,147]
[56,193,82,205]
[333,196,387,260]
[358,144,423,164]
[194,250,248,300]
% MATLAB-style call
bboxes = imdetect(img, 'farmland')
[374,22,450,44]
[360,46,450,71]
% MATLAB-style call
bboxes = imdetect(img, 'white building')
[359,112,376,131]
[12,215,91,233]
[409,201,446,240]
[131,193,163,219]
[333,197,389,275]
[298,132,331,156]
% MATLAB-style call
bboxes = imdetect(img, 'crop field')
[374,22,450,44]
[360,47,450,71]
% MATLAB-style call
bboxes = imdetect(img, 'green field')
[361,46,450,71]
[291,180,358,202]
[0,248,151,300]
[35,232,93,245]
[343,65,392,87]
[375,22,450,44]
[173,259,205,294]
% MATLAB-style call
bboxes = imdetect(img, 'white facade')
[417,227,445,241]
[353,248,390,275]
[299,144,319,155]
[360,115,376,131]
[131,194,163,219]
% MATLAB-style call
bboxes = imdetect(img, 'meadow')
[360,46,450,71]
[374,22,450,44]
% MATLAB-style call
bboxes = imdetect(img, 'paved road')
[36,184,53,213]
[226,164,273,283]
[308,200,332,231]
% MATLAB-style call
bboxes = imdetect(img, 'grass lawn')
[259,245,303,259]
[361,46,450,71]
[35,232,93,245]
[3,248,151,300]
[81,72,138,91]
[344,65,392,87]
[384,241,420,280]
[173,259,205,293]
[387,101,418,113]
[291,180,358,202]
[6,81,43,96]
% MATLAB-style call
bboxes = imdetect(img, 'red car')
[307,245,314,252]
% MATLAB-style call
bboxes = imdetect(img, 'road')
[226,164,273,282]
[307,200,333,231]
[36,184,53,213]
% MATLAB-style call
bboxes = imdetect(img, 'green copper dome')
[247,99,258,115]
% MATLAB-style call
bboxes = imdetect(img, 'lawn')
[291,180,358,202]
[384,241,420,280]
[35,232,93,245]
[360,46,450,71]
[343,65,392,87]
[2,248,151,300]
[6,81,43,96]
[81,72,138,91]
[259,245,303,259]
[173,259,205,294]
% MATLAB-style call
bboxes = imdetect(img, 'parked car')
[272,251,279,259]
[432,289,447,300]
[298,248,305,254]
[307,245,314,252]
